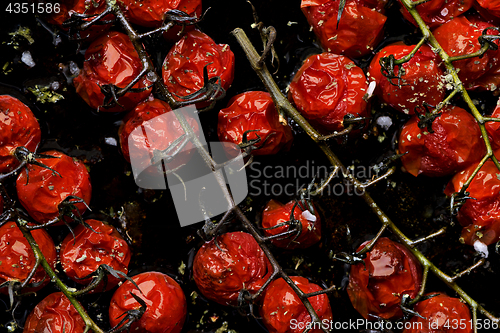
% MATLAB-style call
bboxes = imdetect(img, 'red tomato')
[398,0,473,28]
[0,221,56,293]
[486,101,500,150]
[288,53,370,133]
[60,219,131,291]
[0,95,41,174]
[261,199,321,249]
[193,231,272,306]
[474,0,500,22]
[403,293,472,333]
[217,91,293,156]
[398,106,486,177]
[301,0,387,58]
[109,271,187,333]
[260,276,333,333]
[74,31,153,112]
[162,30,235,109]
[347,237,422,320]
[23,292,86,333]
[16,150,92,224]
[368,43,445,115]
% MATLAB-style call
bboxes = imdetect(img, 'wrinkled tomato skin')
[486,102,500,150]
[0,221,56,293]
[109,271,187,333]
[162,30,235,109]
[16,150,92,224]
[0,95,41,174]
[301,0,387,58]
[193,231,272,306]
[261,199,321,249]
[398,106,485,177]
[74,31,153,112]
[347,237,422,320]
[23,292,86,333]
[398,0,472,28]
[217,91,293,156]
[60,219,131,291]
[368,43,445,115]
[260,276,333,333]
[289,53,369,133]
[403,293,472,333]
[474,0,500,22]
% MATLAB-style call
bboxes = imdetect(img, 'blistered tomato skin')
[60,219,131,291]
[0,221,56,293]
[368,43,445,115]
[398,0,473,28]
[109,271,187,333]
[289,53,369,133]
[0,95,41,174]
[74,31,153,112]
[398,106,486,177]
[261,199,321,249]
[16,150,92,224]
[23,292,86,333]
[260,276,333,333]
[217,91,293,156]
[193,231,272,306]
[301,0,387,58]
[347,237,422,320]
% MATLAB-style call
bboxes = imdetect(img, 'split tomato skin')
[109,271,187,333]
[16,150,92,224]
[260,276,333,333]
[347,237,422,320]
[193,231,272,306]
[0,95,41,174]
[261,199,321,249]
[398,0,473,28]
[217,91,293,156]
[74,31,153,112]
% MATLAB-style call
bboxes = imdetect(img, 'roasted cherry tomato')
[289,53,369,133]
[261,199,321,249]
[0,221,56,293]
[398,106,485,177]
[347,237,422,319]
[398,0,473,28]
[217,91,293,156]
[486,101,500,150]
[260,276,333,333]
[0,95,41,174]
[74,31,153,112]
[16,150,92,224]
[162,30,235,109]
[60,219,131,291]
[403,293,472,333]
[193,231,272,306]
[301,0,387,58]
[109,271,187,333]
[23,292,86,333]
[368,43,445,115]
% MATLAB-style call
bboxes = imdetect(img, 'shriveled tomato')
[398,106,485,177]
[193,231,272,306]
[260,276,332,333]
[289,53,369,133]
[74,31,153,112]
[0,95,41,174]
[109,271,186,333]
[398,0,473,28]
[0,221,56,293]
[60,219,131,291]
[261,199,321,249]
[347,237,422,320]
[486,101,500,150]
[23,292,86,333]
[301,0,387,58]
[368,43,445,115]
[474,0,500,22]
[162,30,235,109]
[16,150,92,224]
[217,91,293,156]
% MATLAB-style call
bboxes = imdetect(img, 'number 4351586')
[5,2,61,14]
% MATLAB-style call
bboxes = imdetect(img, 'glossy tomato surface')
[486,99,500,150]
[347,237,422,319]
[16,150,92,224]
[475,0,500,21]
[109,271,187,333]
[398,0,473,28]
[0,95,41,174]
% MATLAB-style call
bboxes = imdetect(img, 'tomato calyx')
[62,7,115,41]
[99,82,153,110]
[414,103,442,134]
[379,53,407,88]
[261,200,306,246]
[0,147,61,183]
[449,191,475,216]
[477,27,500,55]
[109,291,147,333]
